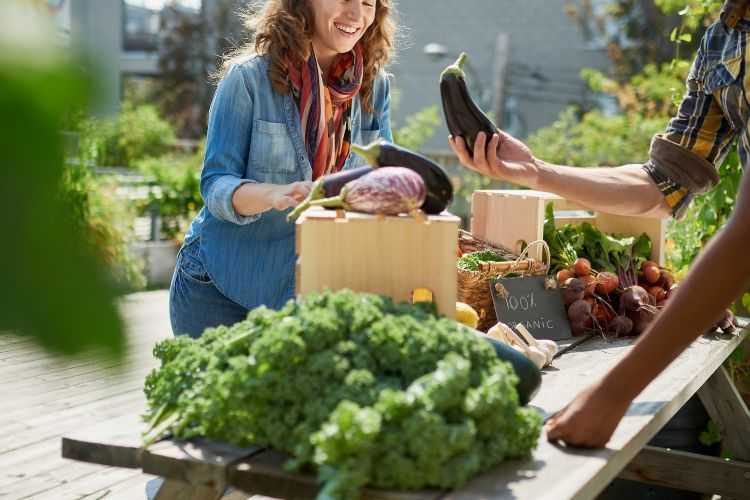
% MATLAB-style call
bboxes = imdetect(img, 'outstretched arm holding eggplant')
[449,132,672,218]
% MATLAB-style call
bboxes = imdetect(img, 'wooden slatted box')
[471,190,667,265]
[296,208,461,316]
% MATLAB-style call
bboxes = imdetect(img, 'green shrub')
[62,161,146,291]
[76,101,176,168]
[136,143,204,242]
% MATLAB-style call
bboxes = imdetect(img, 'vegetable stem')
[350,143,381,167]
[440,52,468,80]
[309,195,346,209]
[287,180,325,222]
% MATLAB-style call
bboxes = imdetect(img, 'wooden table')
[61,327,750,500]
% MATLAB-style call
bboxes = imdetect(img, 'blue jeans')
[169,239,249,338]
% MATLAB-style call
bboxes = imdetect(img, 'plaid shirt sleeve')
[643,32,738,218]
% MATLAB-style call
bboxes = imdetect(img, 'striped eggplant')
[350,140,453,214]
[287,165,374,222]
[440,52,497,156]
[308,167,426,215]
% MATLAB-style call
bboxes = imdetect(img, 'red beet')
[715,309,737,334]
[608,315,634,337]
[630,307,657,336]
[581,275,597,297]
[596,272,619,295]
[659,270,675,289]
[573,258,592,278]
[562,278,586,306]
[647,286,666,303]
[556,269,573,284]
[620,286,650,314]
[643,264,661,285]
[568,299,592,334]
[593,301,615,325]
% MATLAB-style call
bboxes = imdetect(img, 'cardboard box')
[471,190,667,265]
[296,208,461,316]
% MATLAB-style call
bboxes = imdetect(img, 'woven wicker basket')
[457,231,548,332]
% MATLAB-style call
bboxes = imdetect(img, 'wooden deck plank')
[62,413,147,469]
[77,472,158,500]
[1,440,74,488]
[0,355,149,393]
[1,367,151,416]
[0,459,131,499]
[0,334,165,379]
[14,465,143,500]
[0,363,156,422]
[0,291,171,500]
[0,390,146,454]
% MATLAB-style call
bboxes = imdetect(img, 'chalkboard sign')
[489,276,572,341]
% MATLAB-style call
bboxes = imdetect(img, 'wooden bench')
[62,327,750,500]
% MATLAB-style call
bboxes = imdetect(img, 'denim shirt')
[182,54,393,311]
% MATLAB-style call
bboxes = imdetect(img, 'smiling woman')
[166,0,399,339]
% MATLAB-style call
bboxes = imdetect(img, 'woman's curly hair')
[219,0,397,113]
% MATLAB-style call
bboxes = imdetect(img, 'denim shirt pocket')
[249,119,299,183]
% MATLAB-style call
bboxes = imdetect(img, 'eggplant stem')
[350,143,381,166]
[287,180,325,222]
[440,52,469,80]
[309,195,346,209]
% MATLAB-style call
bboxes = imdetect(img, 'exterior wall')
[67,0,612,144]
[70,0,122,116]
[390,0,611,152]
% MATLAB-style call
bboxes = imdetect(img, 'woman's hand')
[544,383,632,448]
[268,181,313,211]
[449,131,537,185]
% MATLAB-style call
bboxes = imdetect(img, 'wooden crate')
[471,190,667,265]
[296,208,461,316]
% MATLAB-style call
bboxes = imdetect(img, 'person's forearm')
[231,183,278,216]
[600,218,750,401]
[523,160,671,218]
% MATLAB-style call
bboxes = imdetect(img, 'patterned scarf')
[286,44,364,180]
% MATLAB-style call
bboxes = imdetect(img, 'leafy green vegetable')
[144,290,541,499]
[544,203,582,274]
[457,250,508,271]
[543,203,652,274]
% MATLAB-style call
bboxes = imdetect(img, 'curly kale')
[143,289,541,499]
[457,250,508,272]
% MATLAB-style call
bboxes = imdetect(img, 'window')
[122,0,201,52]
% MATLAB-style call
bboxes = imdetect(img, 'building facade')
[68,0,612,146]
[391,0,611,151]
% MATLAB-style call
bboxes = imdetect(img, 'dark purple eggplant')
[350,140,453,214]
[287,165,373,222]
[440,52,498,156]
[308,167,426,215]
